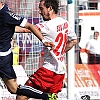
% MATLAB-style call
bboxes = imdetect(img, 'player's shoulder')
[88,39,95,44]
[51,17,67,21]
[90,38,95,41]
[57,17,70,25]
[1,3,8,10]
[35,22,47,31]
[58,17,68,21]
[36,22,45,28]
[0,3,9,13]
[47,17,68,25]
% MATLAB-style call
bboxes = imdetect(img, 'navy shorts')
[0,52,17,79]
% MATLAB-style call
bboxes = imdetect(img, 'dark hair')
[94,31,99,35]
[40,0,59,14]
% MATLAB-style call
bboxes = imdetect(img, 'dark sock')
[16,85,48,100]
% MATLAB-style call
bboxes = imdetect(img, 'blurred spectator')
[85,31,100,64]
[11,36,22,66]
[88,0,98,9]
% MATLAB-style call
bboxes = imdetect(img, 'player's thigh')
[3,77,18,93]
[16,95,29,100]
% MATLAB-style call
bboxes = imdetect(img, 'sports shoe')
[48,93,58,100]
[81,95,90,100]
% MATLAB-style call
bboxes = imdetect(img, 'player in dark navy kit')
[0,2,55,100]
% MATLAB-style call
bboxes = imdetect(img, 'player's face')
[94,32,99,39]
[39,1,50,21]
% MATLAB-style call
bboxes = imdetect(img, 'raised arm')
[65,39,77,52]
[24,22,44,41]
[15,22,55,49]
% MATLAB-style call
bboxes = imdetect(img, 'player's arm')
[15,26,31,33]
[24,22,55,49]
[15,24,54,49]
[65,22,77,52]
[85,42,90,54]
[85,49,90,54]
[65,39,77,52]
[24,22,43,40]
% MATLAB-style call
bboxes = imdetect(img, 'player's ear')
[48,6,53,12]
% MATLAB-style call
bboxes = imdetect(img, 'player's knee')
[7,86,17,94]
[3,78,18,94]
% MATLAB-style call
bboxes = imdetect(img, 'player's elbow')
[24,22,31,30]
[73,39,78,45]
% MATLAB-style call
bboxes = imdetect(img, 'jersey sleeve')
[67,22,77,41]
[35,23,45,33]
[35,24,41,32]
[1,4,27,27]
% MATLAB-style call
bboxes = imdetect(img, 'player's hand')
[43,42,55,50]
[15,26,31,33]
[23,28,31,33]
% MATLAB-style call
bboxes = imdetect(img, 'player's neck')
[50,14,58,19]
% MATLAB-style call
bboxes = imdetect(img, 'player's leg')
[17,93,59,100]
[16,94,90,100]
[16,67,60,100]
[0,52,48,100]
[0,52,18,94]
[3,78,18,93]
[3,78,48,100]
[16,95,29,100]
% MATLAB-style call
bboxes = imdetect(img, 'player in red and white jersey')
[16,0,89,100]
[35,17,77,74]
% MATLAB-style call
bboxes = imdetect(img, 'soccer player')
[16,0,90,100]
[0,2,55,100]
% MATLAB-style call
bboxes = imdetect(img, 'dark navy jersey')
[0,3,27,52]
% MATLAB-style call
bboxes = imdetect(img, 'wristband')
[42,39,46,44]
